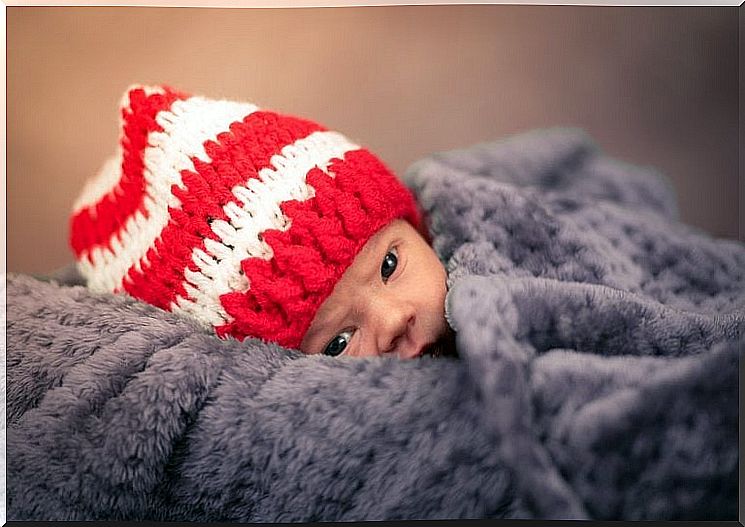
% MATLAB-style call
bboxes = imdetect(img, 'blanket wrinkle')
[411,128,740,519]
[8,127,742,521]
[449,275,589,519]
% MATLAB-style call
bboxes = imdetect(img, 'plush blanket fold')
[7,128,742,521]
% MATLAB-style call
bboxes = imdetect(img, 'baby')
[70,85,454,359]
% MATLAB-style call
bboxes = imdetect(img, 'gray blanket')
[7,128,742,521]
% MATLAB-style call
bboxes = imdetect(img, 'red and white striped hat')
[70,85,420,349]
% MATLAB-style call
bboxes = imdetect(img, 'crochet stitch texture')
[70,85,420,348]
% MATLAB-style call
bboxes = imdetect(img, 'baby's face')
[300,219,449,359]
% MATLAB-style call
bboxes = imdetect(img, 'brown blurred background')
[6,6,740,275]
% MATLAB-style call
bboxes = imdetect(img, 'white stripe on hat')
[170,130,360,328]
[79,96,259,293]
[72,151,124,214]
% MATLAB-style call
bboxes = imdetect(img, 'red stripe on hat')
[215,148,420,348]
[69,86,188,257]
[121,111,326,310]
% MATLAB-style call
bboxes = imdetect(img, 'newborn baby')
[70,85,453,359]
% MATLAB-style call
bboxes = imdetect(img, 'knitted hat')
[70,85,420,349]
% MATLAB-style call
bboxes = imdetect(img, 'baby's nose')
[375,301,415,355]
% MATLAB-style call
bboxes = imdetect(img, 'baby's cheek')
[422,267,448,328]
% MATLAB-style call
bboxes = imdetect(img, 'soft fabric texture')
[7,128,742,521]
[69,85,419,348]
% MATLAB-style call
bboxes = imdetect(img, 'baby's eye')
[323,329,354,357]
[381,248,398,281]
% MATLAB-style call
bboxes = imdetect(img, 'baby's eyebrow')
[305,305,346,352]
[360,236,389,283]
[303,322,329,353]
